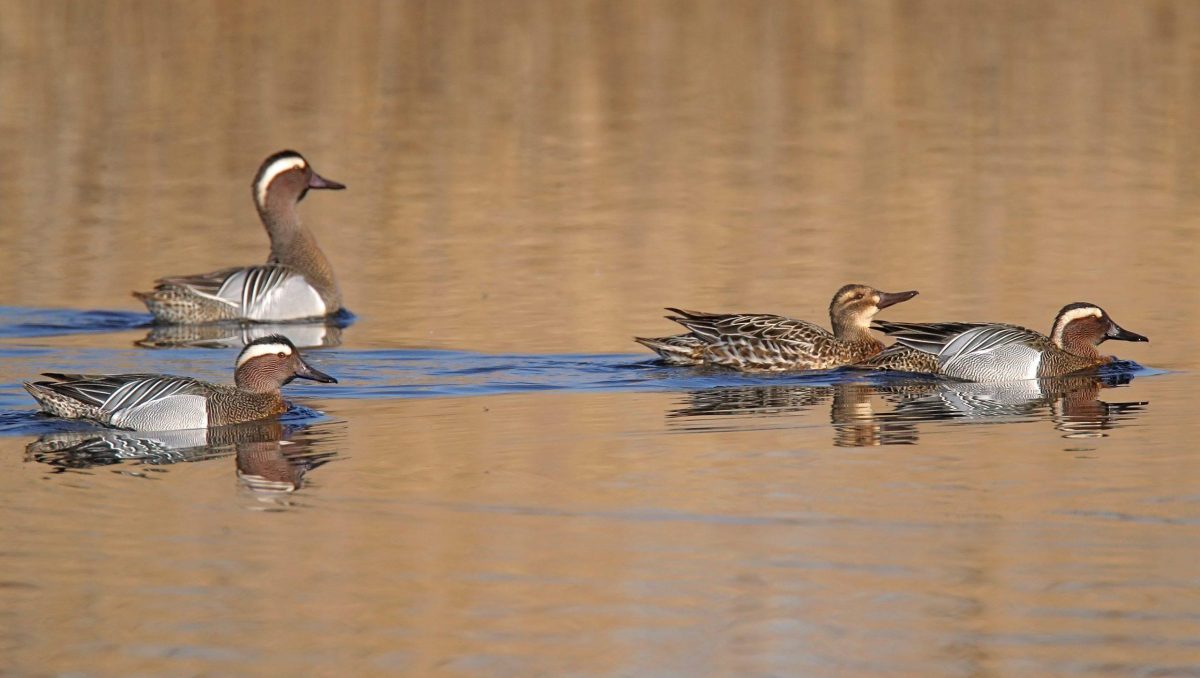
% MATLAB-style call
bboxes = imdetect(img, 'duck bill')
[876,290,919,310]
[1105,322,1149,343]
[294,357,338,384]
[308,170,346,191]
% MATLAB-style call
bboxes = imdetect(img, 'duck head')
[234,334,338,393]
[829,283,919,338]
[1050,302,1148,359]
[252,150,345,215]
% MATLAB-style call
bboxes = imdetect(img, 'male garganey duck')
[24,335,336,430]
[134,150,345,323]
[861,302,1148,381]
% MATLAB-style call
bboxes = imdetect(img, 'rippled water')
[3,1,1200,676]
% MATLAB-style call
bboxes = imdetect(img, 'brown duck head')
[829,283,919,338]
[234,335,338,393]
[251,149,346,218]
[1050,302,1148,360]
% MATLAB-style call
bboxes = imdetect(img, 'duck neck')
[257,201,341,307]
[831,316,881,348]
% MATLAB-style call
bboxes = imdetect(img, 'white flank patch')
[237,342,292,368]
[255,156,307,206]
[244,275,326,321]
[110,395,209,431]
[1052,306,1102,345]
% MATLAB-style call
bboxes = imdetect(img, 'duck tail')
[635,335,706,365]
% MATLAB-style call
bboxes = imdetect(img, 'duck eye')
[277,352,286,358]
[853,293,865,300]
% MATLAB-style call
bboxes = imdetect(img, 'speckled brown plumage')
[134,274,243,323]
[855,345,942,373]
[635,284,919,372]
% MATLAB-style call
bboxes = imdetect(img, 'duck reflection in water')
[24,420,338,493]
[666,372,1147,446]
[667,382,919,446]
[136,315,350,350]
[894,372,1148,439]
[234,436,334,494]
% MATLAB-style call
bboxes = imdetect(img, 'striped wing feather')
[221,266,299,311]
[939,326,1039,361]
[38,374,209,412]
[666,309,827,351]
[873,321,1049,353]
[870,321,996,354]
[159,265,305,312]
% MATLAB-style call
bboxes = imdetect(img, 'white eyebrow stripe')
[237,342,292,367]
[255,157,307,206]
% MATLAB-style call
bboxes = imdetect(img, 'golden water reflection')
[4,384,1193,675]
[667,373,1148,446]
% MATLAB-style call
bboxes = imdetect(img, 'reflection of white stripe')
[255,156,306,206]
[237,342,292,367]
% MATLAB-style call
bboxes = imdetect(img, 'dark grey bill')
[1105,322,1149,343]
[294,357,338,384]
[308,171,346,191]
[876,290,919,310]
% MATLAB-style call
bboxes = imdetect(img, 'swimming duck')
[635,284,919,371]
[134,150,345,323]
[862,302,1148,381]
[24,335,337,431]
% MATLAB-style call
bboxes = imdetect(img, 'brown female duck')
[636,284,919,371]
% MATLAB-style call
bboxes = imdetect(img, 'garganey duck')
[134,150,345,323]
[635,284,919,371]
[862,302,1148,381]
[24,335,336,431]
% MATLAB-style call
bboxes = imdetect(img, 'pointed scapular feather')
[938,326,1038,360]
[239,266,295,310]
[37,374,145,408]
[105,377,204,412]
[39,375,206,412]
[875,321,1004,354]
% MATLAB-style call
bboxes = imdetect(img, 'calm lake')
[2,1,1199,675]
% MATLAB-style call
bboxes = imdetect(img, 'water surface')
[2,1,1199,676]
